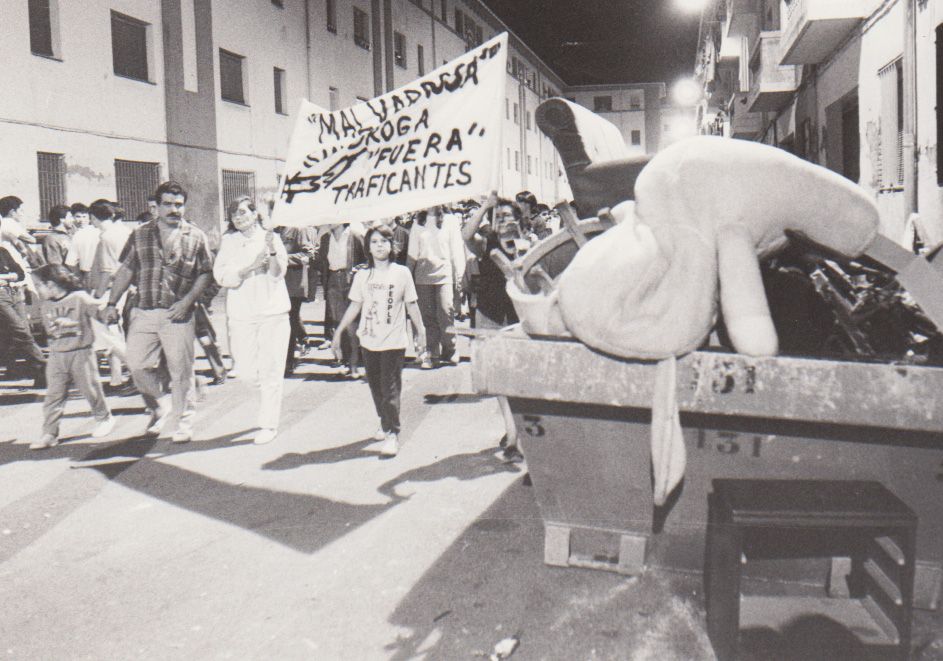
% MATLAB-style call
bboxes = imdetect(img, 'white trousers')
[228,312,291,430]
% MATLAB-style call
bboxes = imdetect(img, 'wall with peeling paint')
[0,0,168,223]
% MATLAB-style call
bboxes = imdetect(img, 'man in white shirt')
[407,206,465,367]
[89,200,133,386]
[66,200,104,288]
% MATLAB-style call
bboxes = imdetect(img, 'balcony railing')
[747,32,799,113]
[780,0,877,65]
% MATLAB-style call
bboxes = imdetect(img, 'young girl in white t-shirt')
[333,224,426,457]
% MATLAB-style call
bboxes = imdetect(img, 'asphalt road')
[0,305,940,659]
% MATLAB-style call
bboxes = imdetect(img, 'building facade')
[695,0,943,247]
[2,0,672,242]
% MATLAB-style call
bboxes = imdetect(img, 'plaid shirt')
[117,219,212,310]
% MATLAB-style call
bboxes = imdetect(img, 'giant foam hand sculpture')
[557,135,880,360]
[552,136,879,506]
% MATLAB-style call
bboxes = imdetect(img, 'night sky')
[480,0,701,87]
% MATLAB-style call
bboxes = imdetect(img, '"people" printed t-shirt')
[349,263,418,351]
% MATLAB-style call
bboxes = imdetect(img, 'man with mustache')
[102,181,213,443]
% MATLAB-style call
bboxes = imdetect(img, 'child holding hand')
[30,265,114,450]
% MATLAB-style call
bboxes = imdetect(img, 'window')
[513,103,519,124]
[417,44,425,76]
[115,159,160,219]
[630,94,641,110]
[506,148,511,169]
[37,152,66,219]
[593,96,612,112]
[631,130,641,146]
[454,8,464,34]
[527,156,532,174]
[353,7,370,50]
[440,0,447,21]
[394,31,406,68]
[272,0,283,6]
[878,59,903,189]
[514,151,519,172]
[326,0,337,33]
[329,86,339,111]
[505,98,509,120]
[222,170,256,210]
[28,0,56,57]
[526,111,532,131]
[111,11,150,82]
[274,67,287,114]
[219,49,246,104]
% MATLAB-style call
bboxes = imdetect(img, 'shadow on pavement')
[376,448,521,501]
[261,438,381,470]
[383,476,715,661]
[422,393,487,406]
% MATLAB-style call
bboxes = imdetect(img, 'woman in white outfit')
[213,196,290,445]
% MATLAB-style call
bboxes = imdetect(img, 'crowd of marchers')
[0,187,561,458]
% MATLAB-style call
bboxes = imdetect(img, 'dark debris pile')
[748,235,943,366]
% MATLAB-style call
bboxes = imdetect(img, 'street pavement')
[1,303,941,659]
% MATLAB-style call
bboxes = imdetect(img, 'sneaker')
[439,347,456,364]
[171,429,193,444]
[355,367,367,380]
[420,356,433,370]
[379,433,399,458]
[92,415,116,438]
[373,427,387,441]
[501,445,524,464]
[316,339,332,350]
[145,408,171,437]
[29,434,58,450]
[253,428,277,445]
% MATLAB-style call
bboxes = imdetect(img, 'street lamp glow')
[672,78,701,106]
[675,0,708,13]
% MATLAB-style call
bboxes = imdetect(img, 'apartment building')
[2,0,677,241]
[695,0,943,247]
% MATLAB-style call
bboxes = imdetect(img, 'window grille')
[37,152,66,219]
[112,11,149,81]
[115,159,160,220]
[222,170,257,210]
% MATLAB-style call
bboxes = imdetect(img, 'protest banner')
[273,32,508,227]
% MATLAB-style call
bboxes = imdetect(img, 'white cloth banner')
[273,33,508,228]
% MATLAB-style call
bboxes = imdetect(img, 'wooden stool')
[705,479,916,661]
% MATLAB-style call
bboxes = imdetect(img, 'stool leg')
[706,521,742,661]
[897,527,915,661]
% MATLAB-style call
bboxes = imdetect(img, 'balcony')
[780,0,877,65]
[748,32,799,113]
[728,92,762,139]
[725,0,758,38]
